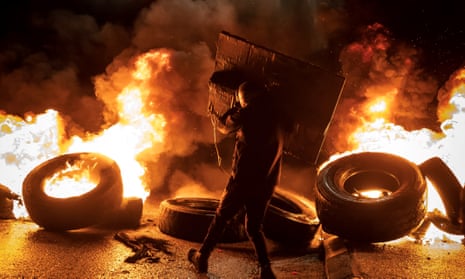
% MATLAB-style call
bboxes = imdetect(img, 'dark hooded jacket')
[216,95,284,192]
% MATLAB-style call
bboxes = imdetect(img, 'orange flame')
[0,50,171,217]
[44,160,98,198]
[64,50,170,200]
[333,68,465,243]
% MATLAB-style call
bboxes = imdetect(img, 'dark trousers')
[199,177,275,266]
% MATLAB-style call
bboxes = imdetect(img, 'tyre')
[22,152,124,231]
[158,189,319,244]
[316,152,427,243]
[419,157,462,224]
[97,197,143,229]
[263,189,319,245]
[157,197,248,243]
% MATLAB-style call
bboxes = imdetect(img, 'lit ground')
[1,196,465,279]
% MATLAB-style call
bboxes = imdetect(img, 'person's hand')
[220,107,239,122]
[208,102,221,117]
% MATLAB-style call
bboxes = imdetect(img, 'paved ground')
[1,196,465,279]
[0,197,325,279]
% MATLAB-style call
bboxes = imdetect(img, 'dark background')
[2,1,464,88]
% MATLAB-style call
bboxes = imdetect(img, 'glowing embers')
[344,170,398,199]
[43,159,99,199]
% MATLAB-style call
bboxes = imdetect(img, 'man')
[188,81,286,279]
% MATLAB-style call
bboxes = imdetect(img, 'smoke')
[1,0,454,198]
[131,0,237,53]
[0,9,131,132]
[324,23,439,154]
[0,0,347,131]
[88,0,348,196]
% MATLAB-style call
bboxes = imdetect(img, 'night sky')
[2,2,464,74]
[0,2,463,90]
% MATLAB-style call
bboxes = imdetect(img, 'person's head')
[237,81,266,108]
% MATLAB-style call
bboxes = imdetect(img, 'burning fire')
[347,68,465,176]
[0,21,464,244]
[44,159,98,198]
[328,67,465,243]
[0,50,170,217]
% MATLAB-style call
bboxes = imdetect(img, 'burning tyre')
[419,156,463,225]
[22,152,123,231]
[316,152,427,243]
[157,197,248,243]
[157,189,319,244]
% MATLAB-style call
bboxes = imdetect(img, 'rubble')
[114,231,173,263]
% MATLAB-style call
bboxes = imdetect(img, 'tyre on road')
[157,197,248,243]
[419,156,462,224]
[316,152,427,243]
[22,152,124,231]
[263,189,319,245]
[157,189,319,244]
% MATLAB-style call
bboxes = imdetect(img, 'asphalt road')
[0,197,325,279]
[1,197,465,279]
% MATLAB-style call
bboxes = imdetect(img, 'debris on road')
[114,231,173,263]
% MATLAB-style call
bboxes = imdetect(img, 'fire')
[44,160,97,198]
[366,88,397,115]
[333,68,465,243]
[0,49,170,218]
[0,21,463,244]
[353,189,391,199]
[368,99,387,113]
[63,50,171,200]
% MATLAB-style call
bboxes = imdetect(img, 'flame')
[63,50,170,200]
[0,24,463,245]
[0,50,171,218]
[44,160,98,198]
[353,189,391,199]
[331,68,465,243]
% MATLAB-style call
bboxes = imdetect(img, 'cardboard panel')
[209,31,345,165]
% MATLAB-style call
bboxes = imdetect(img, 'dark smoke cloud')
[132,0,237,53]
[0,7,132,132]
[324,23,440,154]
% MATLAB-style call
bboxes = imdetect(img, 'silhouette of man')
[188,81,285,279]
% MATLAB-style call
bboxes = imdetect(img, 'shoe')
[187,248,208,273]
[259,263,276,279]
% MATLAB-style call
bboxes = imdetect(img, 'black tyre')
[316,152,427,243]
[419,157,462,224]
[22,152,123,231]
[158,189,319,244]
[157,197,248,243]
[263,189,319,245]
